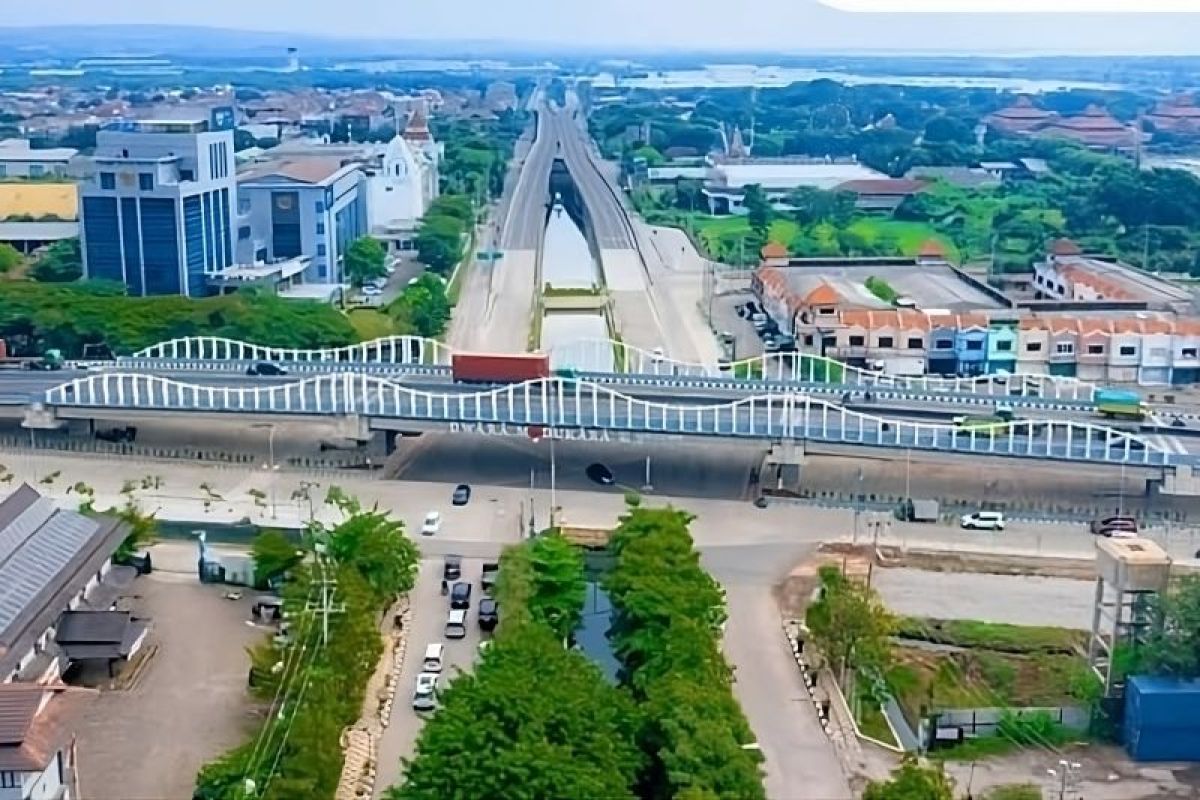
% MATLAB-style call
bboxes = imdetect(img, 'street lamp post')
[253,423,279,519]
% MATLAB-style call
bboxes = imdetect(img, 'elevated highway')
[26,370,1186,470]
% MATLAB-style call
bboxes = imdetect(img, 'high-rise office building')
[79,119,236,296]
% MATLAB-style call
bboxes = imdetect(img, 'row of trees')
[605,506,765,799]
[414,194,473,276]
[195,491,419,800]
[392,534,643,800]
[0,282,358,356]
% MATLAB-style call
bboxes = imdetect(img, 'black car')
[586,463,615,486]
[443,555,463,582]
[478,598,499,631]
[450,582,472,610]
[452,484,472,506]
[247,362,287,377]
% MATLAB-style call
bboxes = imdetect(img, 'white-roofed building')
[701,157,888,215]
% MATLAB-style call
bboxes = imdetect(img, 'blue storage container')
[1125,676,1200,762]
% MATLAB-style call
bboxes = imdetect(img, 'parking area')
[712,291,766,361]
[372,555,489,797]
[74,561,266,800]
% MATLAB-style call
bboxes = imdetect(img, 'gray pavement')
[373,557,487,797]
[873,568,1095,630]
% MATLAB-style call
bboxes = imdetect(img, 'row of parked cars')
[737,302,797,354]
[411,556,500,713]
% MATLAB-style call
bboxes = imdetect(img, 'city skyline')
[6,0,1200,55]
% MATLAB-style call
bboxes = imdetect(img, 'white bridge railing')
[43,372,1169,467]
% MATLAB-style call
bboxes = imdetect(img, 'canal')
[540,203,615,373]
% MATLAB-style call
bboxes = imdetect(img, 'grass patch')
[864,275,899,304]
[345,308,395,340]
[844,218,955,259]
[895,618,1085,655]
[856,703,898,747]
[985,785,1044,800]
[935,710,1077,761]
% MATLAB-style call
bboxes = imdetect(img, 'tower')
[1088,537,1171,697]
[286,47,300,73]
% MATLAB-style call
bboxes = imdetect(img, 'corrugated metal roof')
[0,486,123,657]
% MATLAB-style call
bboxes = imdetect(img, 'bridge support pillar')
[1160,465,1200,497]
[762,440,806,494]
[21,403,62,431]
[332,414,371,444]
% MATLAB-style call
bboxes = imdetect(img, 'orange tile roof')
[803,281,842,306]
[917,239,945,258]
[760,242,788,259]
[1050,238,1082,256]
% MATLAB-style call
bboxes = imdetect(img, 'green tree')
[391,623,642,800]
[317,506,419,599]
[1133,574,1200,677]
[526,534,586,640]
[806,565,895,680]
[863,758,954,800]
[674,179,705,212]
[30,238,82,282]
[426,194,475,225]
[742,184,772,236]
[251,529,302,587]
[343,236,388,287]
[387,274,450,338]
[414,215,465,275]
[0,243,20,275]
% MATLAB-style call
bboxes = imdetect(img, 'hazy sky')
[9,0,1200,54]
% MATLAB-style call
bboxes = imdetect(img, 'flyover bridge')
[40,371,1178,469]
[122,334,1101,408]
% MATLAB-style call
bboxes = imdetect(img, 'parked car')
[421,511,441,536]
[412,672,439,711]
[247,362,287,376]
[480,562,499,593]
[444,609,467,639]
[960,511,1006,531]
[1090,515,1139,537]
[422,643,445,672]
[443,554,462,581]
[361,285,383,297]
[452,484,472,506]
[450,581,472,610]
[478,598,499,631]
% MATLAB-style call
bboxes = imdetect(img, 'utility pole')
[308,552,345,647]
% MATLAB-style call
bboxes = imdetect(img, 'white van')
[960,510,1006,531]
[422,643,445,673]
[445,609,467,639]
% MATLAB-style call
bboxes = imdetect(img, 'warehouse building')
[0,485,145,686]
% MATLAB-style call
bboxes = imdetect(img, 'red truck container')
[451,352,551,384]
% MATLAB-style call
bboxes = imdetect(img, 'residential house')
[833,178,927,214]
[953,314,989,377]
[1137,318,1174,386]
[1171,320,1200,385]
[1046,319,1080,377]
[1016,319,1050,376]
[927,318,959,376]
[986,317,1018,374]
[1107,321,1143,384]
[0,683,94,800]
[1076,319,1112,383]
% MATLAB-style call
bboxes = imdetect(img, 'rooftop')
[0,485,127,678]
[1048,253,1193,307]
[238,157,355,186]
[0,683,94,772]
[760,258,1005,313]
[0,139,77,163]
[709,161,887,191]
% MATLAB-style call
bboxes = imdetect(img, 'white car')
[361,285,383,297]
[960,511,1006,531]
[421,511,441,536]
[412,672,439,712]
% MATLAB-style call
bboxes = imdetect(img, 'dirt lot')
[74,564,267,800]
